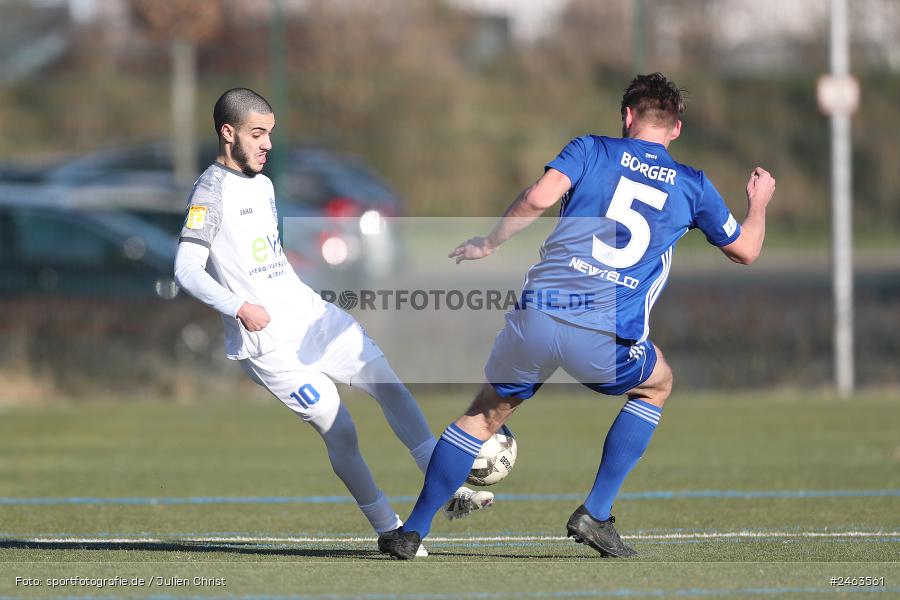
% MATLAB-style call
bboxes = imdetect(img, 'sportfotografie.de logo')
[319,289,602,312]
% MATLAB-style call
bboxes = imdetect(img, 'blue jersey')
[521,135,740,343]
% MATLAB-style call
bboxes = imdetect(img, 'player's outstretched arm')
[720,167,776,265]
[449,168,571,264]
[174,242,270,331]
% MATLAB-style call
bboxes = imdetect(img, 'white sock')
[359,492,402,534]
[351,357,435,451]
[311,403,383,505]
[410,437,437,474]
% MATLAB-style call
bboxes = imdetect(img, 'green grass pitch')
[0,389,898,599]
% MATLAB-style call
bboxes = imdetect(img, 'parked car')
[4,142,404,288]
[0,193,178,297]
[0,193,226,392]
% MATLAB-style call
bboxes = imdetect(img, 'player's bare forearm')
[742,204,767,258]
[487,185,545,243]
[449,169,571,263]
[721,167,775,265]
[488,169,573,247]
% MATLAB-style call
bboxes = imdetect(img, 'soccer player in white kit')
[173,88,491,552]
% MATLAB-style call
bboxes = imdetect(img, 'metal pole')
[270,0,288,190]
[172,38,197,187]
[633,0,645,75]
[830,0,854,396]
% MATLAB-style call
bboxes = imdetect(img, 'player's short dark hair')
[213,88,273,136]
[620,73,686,127]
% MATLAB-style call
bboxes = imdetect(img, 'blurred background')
[0,0,897,399]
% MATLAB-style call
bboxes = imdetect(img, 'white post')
[172,38,197,187]
[830,0,854,396]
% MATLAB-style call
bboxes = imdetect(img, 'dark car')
[10,142,404,288]
[0,193,225,391]
[0,192,178,296]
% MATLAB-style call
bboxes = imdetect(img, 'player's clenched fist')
[746,167,775,208]
[237,302,271,331]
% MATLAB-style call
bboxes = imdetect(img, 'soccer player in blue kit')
[379,73,776,559]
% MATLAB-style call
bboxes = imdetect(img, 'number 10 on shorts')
[290,384,320,409]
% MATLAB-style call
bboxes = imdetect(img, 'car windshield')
[283,150,397,206]
[88,210,178,261]
[318,160,396,202]
[27,144,399,211]
[45,146,174,184]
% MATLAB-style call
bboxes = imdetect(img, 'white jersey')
[179,162,328,359]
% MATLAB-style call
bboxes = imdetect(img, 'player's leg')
[349,356,436,472]
[379,383,524,558]
[311,305,436,470]
[401,382,523,532]
[308,399,405,535]
[570,342,672,557]
[584,343,672,519]
[240,352,401,535]
[380,309,556,558]
[315,302,493,519]
[623,344,673,408]
[350,355,495,519]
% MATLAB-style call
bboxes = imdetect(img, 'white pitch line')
[9,531,900,544]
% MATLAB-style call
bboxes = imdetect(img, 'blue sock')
[584,399,662,521]
[401,423,483,538]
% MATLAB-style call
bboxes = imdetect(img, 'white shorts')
[241,303,384,422]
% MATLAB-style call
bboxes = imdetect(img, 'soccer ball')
[466,425,517,486]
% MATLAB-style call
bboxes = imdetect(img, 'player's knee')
[658,362,674,400]
[352,356,403,394]
[633,354,673,407]
[650,345,673,395]
[327,418,360,453]
[371,381,412,404]
[467,384,502,420]
[458,383,521,438]
[644,361,673,408]
[319,405,360,454]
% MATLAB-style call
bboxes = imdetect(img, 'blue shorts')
[484,308,657,399]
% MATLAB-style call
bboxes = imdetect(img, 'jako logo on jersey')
[620,151,677,185]
[240,207,253,215]
[569,257,639,289]
[252,233,284,263]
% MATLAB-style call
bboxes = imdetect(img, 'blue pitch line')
[1,489,898,506]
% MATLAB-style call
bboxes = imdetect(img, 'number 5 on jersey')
[592,176,668,269]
